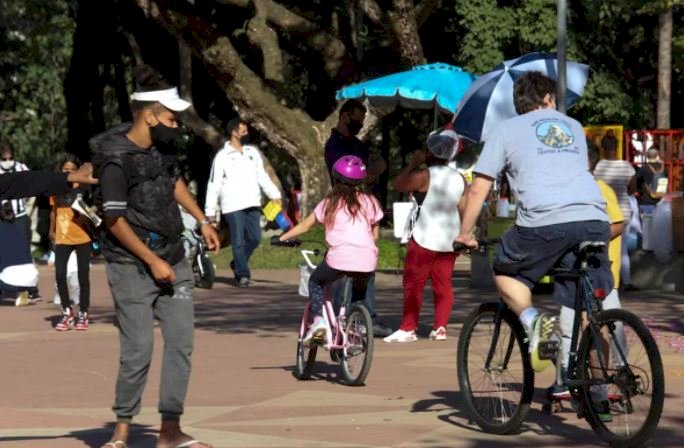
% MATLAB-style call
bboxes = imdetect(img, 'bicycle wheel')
[577,308,664,447]
[340,303,374,386]
[294,308,318,380]
[194,254,215,289]
[457,303,534,434]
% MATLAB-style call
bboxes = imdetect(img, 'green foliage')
[210,226,405,270]
[573,71,633,124]
[455,0,516,73]
[0,0,75,168]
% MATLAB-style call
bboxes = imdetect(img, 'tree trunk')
[657,9,672,129]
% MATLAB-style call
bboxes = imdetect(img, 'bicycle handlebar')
[453,237,501,252]
[270,235,301,247]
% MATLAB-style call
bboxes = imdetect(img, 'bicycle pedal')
[538,340,559,360]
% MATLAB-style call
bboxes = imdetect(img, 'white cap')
[130,87,191,112]
[427,125,461,160]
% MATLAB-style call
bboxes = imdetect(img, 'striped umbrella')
[453,52,589,142]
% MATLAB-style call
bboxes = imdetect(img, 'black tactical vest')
[90,124,184,265]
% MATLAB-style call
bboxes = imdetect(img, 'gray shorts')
[493,220,614,308]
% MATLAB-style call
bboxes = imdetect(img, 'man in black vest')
[92,66,218,448]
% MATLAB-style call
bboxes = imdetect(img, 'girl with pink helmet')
[279,155,383,345]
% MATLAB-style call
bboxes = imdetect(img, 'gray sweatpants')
[105,259,195,422]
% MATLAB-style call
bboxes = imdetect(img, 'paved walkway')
[1,264,683,447]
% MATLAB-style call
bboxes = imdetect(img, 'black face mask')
[347,120,363,136]
[151,122,182,154]
[239,135,250,146]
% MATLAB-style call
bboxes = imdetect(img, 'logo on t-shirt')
[535,121,574,148]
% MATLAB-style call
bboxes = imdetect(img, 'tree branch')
[246,0,284,82]
[214,0,346,76]
[388,0,425,67]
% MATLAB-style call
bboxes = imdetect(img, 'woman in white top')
[593,134,637,290]
[384,125,468,343]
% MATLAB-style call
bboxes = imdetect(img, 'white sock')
[520,307,539,335]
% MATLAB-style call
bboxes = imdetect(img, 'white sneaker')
[429,326,447,341]
[383,329,417,343]
[15,291,29,307]
[303,317,327,347]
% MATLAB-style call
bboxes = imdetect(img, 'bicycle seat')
[578,241,606,255]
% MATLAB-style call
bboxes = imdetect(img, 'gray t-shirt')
[474,108,608,227]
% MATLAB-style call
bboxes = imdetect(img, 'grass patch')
[209,226,406,270]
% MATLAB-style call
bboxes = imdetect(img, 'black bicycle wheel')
[294,310,318,380]
[457,303,534,434]
[340,303,374,386]
[577,308,664,447]
[194,254,215,289]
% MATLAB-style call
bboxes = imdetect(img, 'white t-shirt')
[593,159,636,218]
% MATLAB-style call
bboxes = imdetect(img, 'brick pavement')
[0,264,683,448]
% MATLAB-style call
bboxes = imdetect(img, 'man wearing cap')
[384,125,468,343]
[204,117,282,287]
[90,66,219,448]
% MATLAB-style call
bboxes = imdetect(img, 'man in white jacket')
[205,118,281,287]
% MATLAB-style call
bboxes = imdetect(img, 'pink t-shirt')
[314,193,384,272]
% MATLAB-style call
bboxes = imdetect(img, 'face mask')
[0,160,15,171]
[150,121,182,154]
[347,120,363,136]
[239,135,250,146]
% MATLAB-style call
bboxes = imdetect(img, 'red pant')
[400,238,457,331]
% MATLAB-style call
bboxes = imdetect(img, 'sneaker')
[237,277,250,288]
[372,320,393,338]
[547,383,572,400]
[429,326,447,341]
[75,311,89,331]
[14,291,30,307]
[383,329,417,343]
[529,313,556,372]
[592,400,613,422]
[55,308,74,331]
[303,317,327,347]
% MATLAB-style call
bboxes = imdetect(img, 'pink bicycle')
[271,237,374,386]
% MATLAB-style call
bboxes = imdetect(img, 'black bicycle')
[455,238,664,447]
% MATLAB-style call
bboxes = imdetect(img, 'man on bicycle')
[456,71,613,372]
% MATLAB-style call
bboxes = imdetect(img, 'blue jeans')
[332,272,377,318]
[223,207,261,280]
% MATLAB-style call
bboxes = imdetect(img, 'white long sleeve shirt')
[204,142,281,216]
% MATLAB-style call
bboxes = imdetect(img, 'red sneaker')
[75,311,89,331]
[55,308,74,331]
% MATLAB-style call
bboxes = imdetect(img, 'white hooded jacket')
[204,142,281,216]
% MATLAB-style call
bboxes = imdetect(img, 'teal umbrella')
[336,63,477,114]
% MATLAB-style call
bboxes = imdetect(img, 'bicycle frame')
[298,291,350,354]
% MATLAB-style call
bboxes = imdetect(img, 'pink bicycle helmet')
[332,155,367,185]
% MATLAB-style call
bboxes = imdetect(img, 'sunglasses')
[1,157,13,161]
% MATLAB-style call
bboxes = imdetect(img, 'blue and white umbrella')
[336,63,477,114]
[453,52,589,142]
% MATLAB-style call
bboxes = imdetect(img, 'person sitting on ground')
[0,203,39,306]
[455,71,612,376]
[279,155,383,345]
[384,125,468,343]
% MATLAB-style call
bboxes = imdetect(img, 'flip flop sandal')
[175,441,208,448]
[103,442,127,448]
